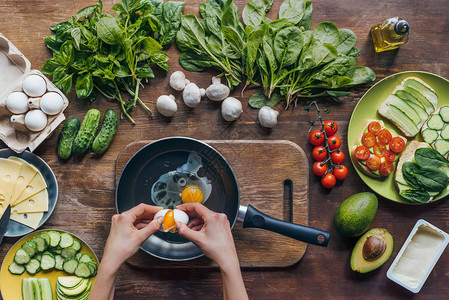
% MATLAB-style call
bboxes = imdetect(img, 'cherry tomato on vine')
[321,173,336,189]
[324,120,338,136]
[379,161,394,176]
[331,150,345,164]
[354,145,370,160]
[328,135,341,150]
[384,150,396,162]
[366,155,381,171]
[368,121,382,136]
[312,161,327,176]
[309,130,325,146]
[312,146,327,161]
[361,132,376,148]
[378,129,392,144]
[333,165,348,180]
[390,137,405,153]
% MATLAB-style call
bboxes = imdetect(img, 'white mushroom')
[183,83,205,108]
[156,95,177,117]
[221,97,243,121]
[206,77,230,101]
[169,71,190,91]
[258,106,279,128]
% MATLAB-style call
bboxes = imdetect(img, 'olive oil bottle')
[371,17,409,52]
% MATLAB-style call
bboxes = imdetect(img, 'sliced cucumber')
[61,247,77,259]
[422,128,439,144]
[427,114,444,130]
[55,255,64,270]
[63,258,78,274]
[385,104,419,136]
[434,139,449,156]
[22,279,35,300]
[395,89,426,110]
[14,248,30,265]
[22,241,37,257]
[33,237,48,253]
[25,258,41,274]
[86,261,97,277]
[8,262,25,275]
[404,78,438,109]
[75,262,92,278]
[441,124,449,140]
[39,232,51,245]
[404,100,428,123]
[57,276,83,288]
[38,278,53,300]
[35,253,42,261]
[404,85,435,114]
[49,231,61,247]
[385,94,421,125]
[440,106,449,122]
[76,252,83,260]
[72,238,82,252]
[59,233,74,248]
[79,254,93,263]
[31,278,42,300]
[41,253,56,270]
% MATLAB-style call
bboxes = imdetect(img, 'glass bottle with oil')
[371,17,409,52]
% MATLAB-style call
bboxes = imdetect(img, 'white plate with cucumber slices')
[0,229,98,299]
[348,71,449,204]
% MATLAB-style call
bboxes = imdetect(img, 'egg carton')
[0,32,69,153]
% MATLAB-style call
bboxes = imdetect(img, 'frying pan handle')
[242,205,330,247]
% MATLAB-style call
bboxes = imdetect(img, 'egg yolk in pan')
[162,210,177,232]
[181,186,204,203]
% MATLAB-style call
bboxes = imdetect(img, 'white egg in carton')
[0,33,69,153]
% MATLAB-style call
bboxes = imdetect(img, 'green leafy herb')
[403,162,449,193]
[415,148,449,168]
[249,91,282,108]
[400,189,431,203]
[42,0,184,124]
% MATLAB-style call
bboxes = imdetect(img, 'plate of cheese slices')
[0,149,57,236]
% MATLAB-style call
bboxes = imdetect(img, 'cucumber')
[440,106,449,122]
[395,90,426,111]
[41,253,56,270]
[57,117,81,160]
[25,258,41,274]
[61,247,77,259]
[92,109,118,155]
[72,238,81,252]
[76,253,83,260]
[422,128,439,144]
[74,262,91,278]
[49,231,61,247]
[22,279,35,300]
[385,94,421,125]
[22,241,37,257]
[63,258,79,274]
[441,124,449,140]
[14,248,31,265]
[31,278,42,300]
[72,109,101,156]
[33,237,48,252]
[79,254,93,263]
[8,262,26,275]
[86,261,98,277]
[39,232,51,245]
[59,232,74,248]
[434,139,449,156]
[39,278,53,300]
[427,114,444,130]
[404,78,438,109]
[55,255,64,270]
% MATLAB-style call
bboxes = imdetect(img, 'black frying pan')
[116,137,330,261]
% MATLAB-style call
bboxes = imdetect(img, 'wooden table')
[1,0,448,299]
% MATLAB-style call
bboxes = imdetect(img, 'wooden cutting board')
[115,140,309,268]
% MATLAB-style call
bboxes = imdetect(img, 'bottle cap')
[394,20,409,35]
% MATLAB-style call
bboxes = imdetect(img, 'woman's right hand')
[176,203,238,268]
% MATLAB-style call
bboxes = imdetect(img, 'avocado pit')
[363,236,386,261]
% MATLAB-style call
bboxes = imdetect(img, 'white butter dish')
[386,219,449,293]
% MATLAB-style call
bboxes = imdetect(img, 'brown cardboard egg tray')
[0,32,69,153]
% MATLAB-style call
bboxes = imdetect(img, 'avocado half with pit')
[350,228,394,273]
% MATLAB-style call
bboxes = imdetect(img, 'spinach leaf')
[158,2,185,46]
[297,0,312,30]
[402,162,422,188]
[336,29,357,55]
[279,0,306,25]
[347,67,376,86]
[96,16,123,45]
[249,91,282,108]
[415,148,449,168]
[416,167,448,192]
[347,46,360,57]
[242,0,274,27]
[312,22,339,47]
[274,26,303,67]
[400,189,431,203]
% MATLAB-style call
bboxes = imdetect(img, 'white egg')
[40,92,64,115]
[154,208,189,232]
[25,110,48,132]
[6,92,29,114]
[22,75,47,97]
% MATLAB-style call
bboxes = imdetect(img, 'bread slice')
[351,120,407,178]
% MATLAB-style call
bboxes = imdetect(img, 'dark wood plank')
[0,0,448,299]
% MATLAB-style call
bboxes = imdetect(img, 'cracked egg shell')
[154,209,189,233]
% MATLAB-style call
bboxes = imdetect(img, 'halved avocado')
[350,228,393,273]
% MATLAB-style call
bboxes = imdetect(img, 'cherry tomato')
[331,150,345,164]
[373,142,387,157]
[328,136,341,150]
[379,161,394,176]
[324,120,338,136]
[368,121,382,136]
[378,129,392,144]
[390,137,406,153]
[366,155,381,171]
[361,132,376,148]
[312,146,327,161]
[321,173,336,189]
[384,150,396,162]
[355,145,370,161]
[312,161,327,176]
[333,165,348,180]
[309,130,325,146]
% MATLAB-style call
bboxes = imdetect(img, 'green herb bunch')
[42,0,185,124]
[176,0,376,108]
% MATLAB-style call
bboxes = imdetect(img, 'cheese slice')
[8,157,39,204]
[12,189,48,213]
[13,170,47,206]
[10,211,43,229]
[0,158,23,216]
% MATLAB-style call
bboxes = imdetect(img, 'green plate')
[347,71,449,204]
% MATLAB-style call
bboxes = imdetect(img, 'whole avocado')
[334,192,378,237]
